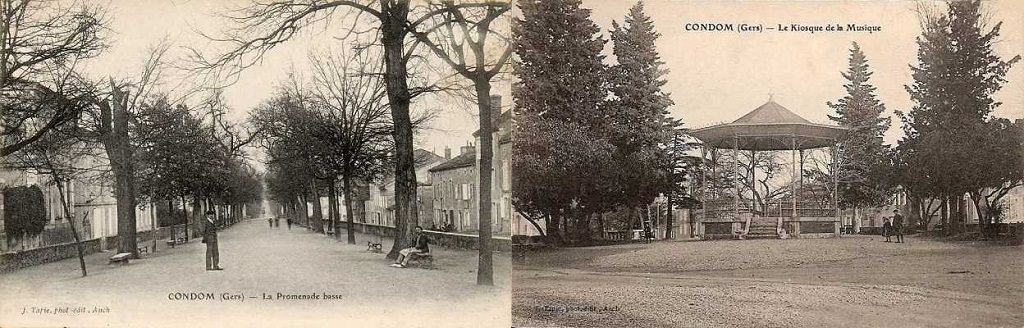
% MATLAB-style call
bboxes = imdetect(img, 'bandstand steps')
[745,223,779,239]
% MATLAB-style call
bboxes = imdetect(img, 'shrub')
[3,185,48,237]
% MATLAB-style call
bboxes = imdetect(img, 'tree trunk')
[380,2,416,261]
[100,84,138,258]
[54,179,87,277]
[343,172,357,244]
[310,181,324,233]
[940,195,949,236]
[299,194,307,227]
[328,178,340,240]
[544,214,559,244]
[168,199,175,244]
[474,82,494,285]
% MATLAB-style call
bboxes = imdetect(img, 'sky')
[80,0,512,166]
[580,0,1024,145]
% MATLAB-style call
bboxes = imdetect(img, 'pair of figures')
[882,209,905,243]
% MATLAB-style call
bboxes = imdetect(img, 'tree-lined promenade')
[2,0,512,286]
[0,220,510,328]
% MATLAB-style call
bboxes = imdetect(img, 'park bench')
[109,252,132,265]
[407,253,434,269]
[166,237,186,248]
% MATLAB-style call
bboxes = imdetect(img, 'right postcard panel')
[510,1,1024,327]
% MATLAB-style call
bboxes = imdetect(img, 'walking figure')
[202,210,223,271]
[882,218,892,242]
[286,218,293,230]
[893,209,905,243]
[268,217,273,229]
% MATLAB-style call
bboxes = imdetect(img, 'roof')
[732,100,812,124]
[414,149,445,167]
[689,100,848,151]
[428,151,475,172]
[472,109,512,138]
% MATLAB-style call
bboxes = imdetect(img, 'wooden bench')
[109,253,132,265]
[166,237,186,248]
[408,253,434,269]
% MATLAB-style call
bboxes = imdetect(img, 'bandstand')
[690,99,848,239]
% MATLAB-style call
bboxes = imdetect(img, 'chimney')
[444,147,451,159]
[489,94,502,118]
[460,145,475,155]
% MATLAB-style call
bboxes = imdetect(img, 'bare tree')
[190,0,497,260]
[1,0,108,156]
[405,0,512,285]
[70,43,172,258]
[309,46,393,244]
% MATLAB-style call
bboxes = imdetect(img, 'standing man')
[893,209,905,244]
[882,218,892,242]
[391,226,429,268]
[203,210,223,271]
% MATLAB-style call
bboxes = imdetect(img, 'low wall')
[0,223,190,273]
[698,216,840,240]
[337,221,511,252]
[0,238,101,273]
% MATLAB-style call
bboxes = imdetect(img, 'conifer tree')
[827,42,891,211]
[511,0,613,243]
[608,1,676,212]
[898,0,1020,234]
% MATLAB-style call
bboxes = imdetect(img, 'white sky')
[80,0,512,165]
[581,0,1024,145]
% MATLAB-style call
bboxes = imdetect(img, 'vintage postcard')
[510,0,1023,327]
[1,0,510,327]
[2,0,1023,328]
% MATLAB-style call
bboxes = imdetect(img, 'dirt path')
[513,236,1023,327]
[1,220,511,328]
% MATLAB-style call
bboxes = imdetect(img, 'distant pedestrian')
[286,218,293,230]
[274,217,280,228]
[882,218,892,242]
[893,209,905,243]
[202,210,223,271]
[268,217,273,229]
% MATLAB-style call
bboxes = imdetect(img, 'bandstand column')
[791,136,797,220]
[832,143,840,237]
[733,136,740,223]
[700,145,707,238]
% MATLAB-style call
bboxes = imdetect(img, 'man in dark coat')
[892,209,905,243]
[203,210,223,270]
[391,226,429,268]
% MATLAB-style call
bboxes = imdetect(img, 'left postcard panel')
[0,1,513,327]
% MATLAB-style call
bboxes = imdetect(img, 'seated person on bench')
[391,226,429,268]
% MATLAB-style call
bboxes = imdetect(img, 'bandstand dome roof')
[689,100,848,151]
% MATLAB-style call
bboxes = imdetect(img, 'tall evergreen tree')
[898,0,1020,234]
[511,0,613,243]
[827,42,891,211]
[608,1,676,211]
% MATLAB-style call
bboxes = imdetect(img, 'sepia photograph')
[1,0,512,327]
[509,0,1023,327]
